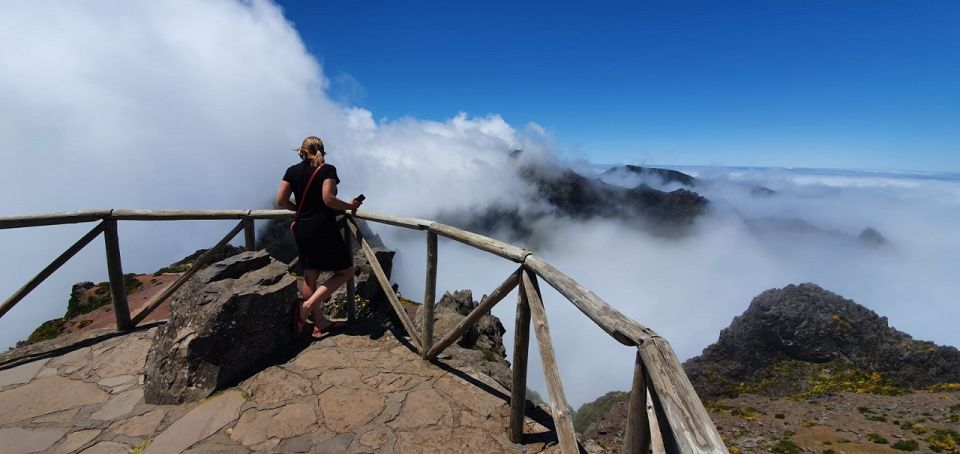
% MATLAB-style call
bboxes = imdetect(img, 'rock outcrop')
[519,164,708,233]
[436,156,710,243]
[153,245,244,274]
[683,283,960,399]
[575,283,960,452]
[414,290,512,388]
[416,290,506,356]
[601,164,697,187]
[577,391,631,452]
[143,250,298,404]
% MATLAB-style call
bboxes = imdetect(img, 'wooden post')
[425,269,520,360]
[130,221,245,326]
[102,219,131,331]
[638,337,727,453]
[0,222,105,320]
[421,231,438,359]
[346,218,423,350]
[623,351,651,454]
[343,223,356,322]
[243,218,255,251]
[521,270,578,452]
[509,274,532,443]
[647,388,667,454]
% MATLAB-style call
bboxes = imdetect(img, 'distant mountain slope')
[601,164,775,196]
[440,157,710,240]
[575,283,960,452]
[519,164,708,229]
[601,164,697,187]
[683,283,960,399]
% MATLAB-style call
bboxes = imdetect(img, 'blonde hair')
[295,136,325,167]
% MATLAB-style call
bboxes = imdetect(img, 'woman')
[275,136,363,334]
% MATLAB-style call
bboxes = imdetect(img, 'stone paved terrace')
[0,324,563,453]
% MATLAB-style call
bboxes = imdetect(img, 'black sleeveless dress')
[282,160,352,271]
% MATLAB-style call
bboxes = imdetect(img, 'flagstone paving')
[0,326,562,453]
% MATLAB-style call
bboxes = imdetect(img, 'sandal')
[312,319,347,336]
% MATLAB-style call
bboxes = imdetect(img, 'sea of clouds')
[2,0,958,407]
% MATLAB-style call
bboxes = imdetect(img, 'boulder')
[143,251,298,404]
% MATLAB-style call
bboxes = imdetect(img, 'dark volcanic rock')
[143,250,298,404]
[155,245,245,274]
[683,283,960,398]
[414,290,511,387]
[519,164,708,233]
[602,164,697,187]
[257,218,297,264]
[858,226,887,246]
[438,157,710,242]
[415,290,507,357]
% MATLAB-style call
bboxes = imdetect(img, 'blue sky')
[275,0,959,171]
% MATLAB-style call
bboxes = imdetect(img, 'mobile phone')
[356,194,366,202]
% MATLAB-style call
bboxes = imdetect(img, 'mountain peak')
[683,283,960,399]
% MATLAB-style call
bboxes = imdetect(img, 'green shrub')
[867,433,889,444]
[775,413,785,419]
[770,440,800,454]
[926,428,960,453]
[892,439,919,451]
[476,345,496,362]
[27,318,66,343]
[65,274,142,319]
[572,391,629,431]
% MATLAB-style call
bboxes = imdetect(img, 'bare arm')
[274,181,296,211]
[321,179,362,212]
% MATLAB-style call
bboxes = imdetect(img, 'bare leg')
[304,266,353,327]
[300,269,320,321]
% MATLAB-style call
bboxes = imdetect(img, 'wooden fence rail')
[0,209,727,454]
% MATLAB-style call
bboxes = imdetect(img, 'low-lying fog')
[2,1,958,407]
[383,167,960,406]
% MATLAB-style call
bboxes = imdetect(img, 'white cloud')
[0,0,535,351]
[2,1,959,411]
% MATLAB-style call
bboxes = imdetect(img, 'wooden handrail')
[0,222,106,319]
[0,210,113,229]
[129,221,246,326]
[0,209,728,454]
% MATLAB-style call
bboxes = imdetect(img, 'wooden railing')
[0,209,727,454]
